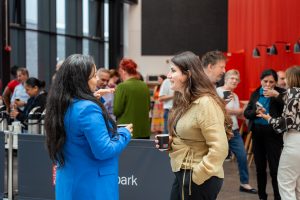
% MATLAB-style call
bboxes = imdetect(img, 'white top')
[159,79,174,109]
[10,83,29,111]
[216,87,240,130]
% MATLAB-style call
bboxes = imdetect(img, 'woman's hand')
[125,123,133,133]
[263,88,279,98]
[124,123,133,137]
[93,88,115,98]
[256,111,271,121]
[224,94,234,104]
[256,107,266,114]
[10,109,19,119]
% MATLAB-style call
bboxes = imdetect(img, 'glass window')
[26,0,37,28]
[56,0,65,33]
[104,2,109,39]
[26,31,38,77]
[83,0,89,36]
[57,36,66,61]
[57,0,66,60]
[104,2,109,67]
[83,39,89,55]
[104,42,109,68]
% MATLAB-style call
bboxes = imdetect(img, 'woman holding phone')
[244,69,286,200]
[257,66,300,200]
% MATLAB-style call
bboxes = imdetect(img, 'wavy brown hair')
[167,51,232,139]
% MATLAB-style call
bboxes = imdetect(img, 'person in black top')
[10,77,47,127]
[244,69,286,200]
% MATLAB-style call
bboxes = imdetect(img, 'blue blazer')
[56,100,131,200]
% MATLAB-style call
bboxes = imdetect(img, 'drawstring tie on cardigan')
[181,149,194,200]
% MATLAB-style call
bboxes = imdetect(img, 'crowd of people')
[0,50,299,200]
[0,66,46,131]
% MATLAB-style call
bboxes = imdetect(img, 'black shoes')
[239,186,258,194]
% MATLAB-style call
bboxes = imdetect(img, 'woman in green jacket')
[114,58,151,139]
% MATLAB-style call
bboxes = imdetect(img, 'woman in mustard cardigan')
[159,51,231,200]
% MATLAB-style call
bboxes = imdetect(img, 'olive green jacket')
[113,78,151,138]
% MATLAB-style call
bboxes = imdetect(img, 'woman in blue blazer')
[45,54,132,200]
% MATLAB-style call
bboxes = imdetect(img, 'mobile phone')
[117,124,129,128]
[256,102,264,109]
[223,91,231,100]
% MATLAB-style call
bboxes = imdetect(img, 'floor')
[220,159,274,200]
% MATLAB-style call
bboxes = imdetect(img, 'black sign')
[16,136,174,200]
[119,139,174,200]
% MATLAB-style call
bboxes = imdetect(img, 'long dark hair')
[168,51,232,139]
[45,54,117,166]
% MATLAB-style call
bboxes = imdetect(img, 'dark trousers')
[252,124,283,200]
[170,170,223,200]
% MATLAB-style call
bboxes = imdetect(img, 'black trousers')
[170,170,223,200]
[252,124,283,200]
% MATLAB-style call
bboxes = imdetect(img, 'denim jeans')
[229,129,249,184]
[163,109,169,134]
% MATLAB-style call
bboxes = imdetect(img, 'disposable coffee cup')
[117,124,129,128]
[223,90,231,100]
[157,134,169,151]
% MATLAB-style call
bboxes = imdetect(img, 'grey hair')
[224,69,240,81]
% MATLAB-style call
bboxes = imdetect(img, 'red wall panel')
[225,52,247,100]
[228,0,300,99]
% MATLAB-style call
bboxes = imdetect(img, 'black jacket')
[16,91,47,124]
[244,86,286,131]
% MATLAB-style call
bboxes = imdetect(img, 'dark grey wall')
[142,0,228,56]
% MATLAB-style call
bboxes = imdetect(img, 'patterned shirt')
[269,87,300,134]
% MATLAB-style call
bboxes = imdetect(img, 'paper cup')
[156,134,169,151]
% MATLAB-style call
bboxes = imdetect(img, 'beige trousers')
[278,130,300,200]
